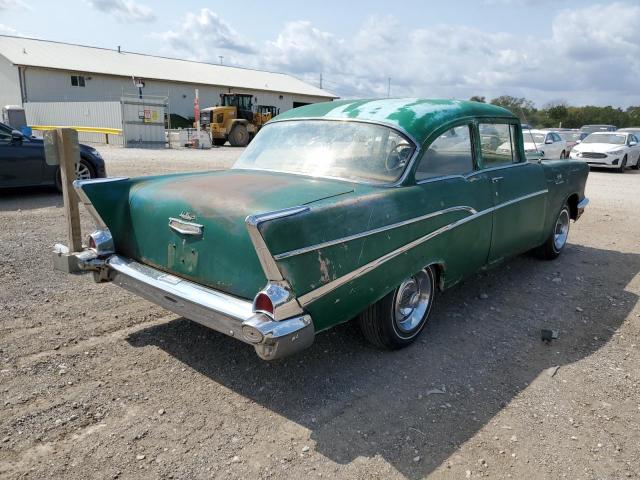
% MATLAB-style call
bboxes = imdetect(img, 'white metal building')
[0,35,337,119]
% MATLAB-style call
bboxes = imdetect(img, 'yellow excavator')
[199,94,280,147]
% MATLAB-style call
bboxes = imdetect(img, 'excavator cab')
[254,105,280,127]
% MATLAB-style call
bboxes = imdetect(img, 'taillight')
[89,236,96,249]
[253,292,274,316]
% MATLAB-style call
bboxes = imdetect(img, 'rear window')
[233,120,417,184]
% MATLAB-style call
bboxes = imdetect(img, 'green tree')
[490,96,536,123]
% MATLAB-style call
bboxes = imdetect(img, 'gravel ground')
[1,146,639,480]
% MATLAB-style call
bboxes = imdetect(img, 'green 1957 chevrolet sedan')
[60,99,589,360]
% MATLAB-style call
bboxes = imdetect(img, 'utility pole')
[218,55,224,65]
[319,72,323,89]
[387,77,391,98]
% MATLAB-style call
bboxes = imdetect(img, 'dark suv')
[0,122,106,191]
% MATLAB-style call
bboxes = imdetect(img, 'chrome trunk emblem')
[179,211,196,221]
[169,218,204,236]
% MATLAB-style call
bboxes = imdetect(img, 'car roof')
[526,129,552,134]
[273,98,517,145]
[617,127,640,131]
[590,131,626,135]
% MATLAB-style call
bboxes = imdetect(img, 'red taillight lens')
[253,292,274,316]
[89,236,96,249]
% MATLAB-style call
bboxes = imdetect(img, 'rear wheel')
[55,158,96,192]
[358,266,436,350]
[228,124,249,147]
[536,204,570,260]
[212,138,226,146]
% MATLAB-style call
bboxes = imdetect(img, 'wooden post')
[56,128,83,252]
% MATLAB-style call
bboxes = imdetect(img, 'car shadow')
[0,187,62,211]
[126,244,639,479]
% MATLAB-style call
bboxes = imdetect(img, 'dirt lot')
[1,146,639,480]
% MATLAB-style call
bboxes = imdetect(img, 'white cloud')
[155,3,640,107]
[86,0,155,23]
[0,0,30,10]
[0,23,21,35]
[153,8,256,62]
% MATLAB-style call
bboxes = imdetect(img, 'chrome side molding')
[273,205,478,260]
[297,189,548,307]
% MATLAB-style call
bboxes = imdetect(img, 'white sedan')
[499,129,568,159]
[570,132,640,172]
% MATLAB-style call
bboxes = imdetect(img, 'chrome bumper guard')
[576,197,589,220]
[57,252,314,360]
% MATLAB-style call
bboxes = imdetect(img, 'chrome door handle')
[492,176,504,183]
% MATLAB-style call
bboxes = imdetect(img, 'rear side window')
[479,123,520,167]
[416,125,474,181]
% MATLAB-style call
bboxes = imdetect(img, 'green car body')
[68,99,589,360]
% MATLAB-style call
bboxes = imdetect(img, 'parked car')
[58,99,589,360]
[580,124,617,133]
[557,130,584,152]
[501,129,568,159]
[0,121,106,190]
[570,131,640,172]
[617,127,640,139]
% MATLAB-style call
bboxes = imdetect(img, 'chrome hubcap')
[75,162,91,180]
[553,209,570,251]
[393,270,433,334]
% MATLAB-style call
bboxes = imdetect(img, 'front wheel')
[536,204,570,260]
[357,266,436,350]
[618,155,627,173]
[228,124,249,147]
[560,150,567,159]
[632,154,640,170]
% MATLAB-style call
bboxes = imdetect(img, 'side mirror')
[630,141,637,146]
[576,139,582,143]
[11,130,24,142]
[545,139,553,144]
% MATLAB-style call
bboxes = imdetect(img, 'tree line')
[469,95,640,129]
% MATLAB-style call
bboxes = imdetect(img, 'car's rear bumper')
[54,251,314,360]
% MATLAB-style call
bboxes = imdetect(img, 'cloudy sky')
[1,0,639,108]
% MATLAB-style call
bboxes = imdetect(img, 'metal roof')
[274,98,516,145]
[0,35,336,99]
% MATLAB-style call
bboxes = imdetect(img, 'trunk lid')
[86,169,354,299]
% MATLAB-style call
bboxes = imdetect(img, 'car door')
[544,133,559,159]
[478,121,548,264]
[628,134,640,164]
[554,133,566,158]
[0,131,45,187]
[414,123,494,285]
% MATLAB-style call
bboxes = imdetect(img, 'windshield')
[524,132,546,144]
[232,120,416,184]
[582,133,626,145]
[559,132,580,141]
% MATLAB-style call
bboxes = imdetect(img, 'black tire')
[54,158,96,193]
[618,155,627,173]
[536,204,570,260]
[357,266,436,350]
[632,155,640,170]
[228,124,249,147]
[212,138,226,146]
[560,151,566,159]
